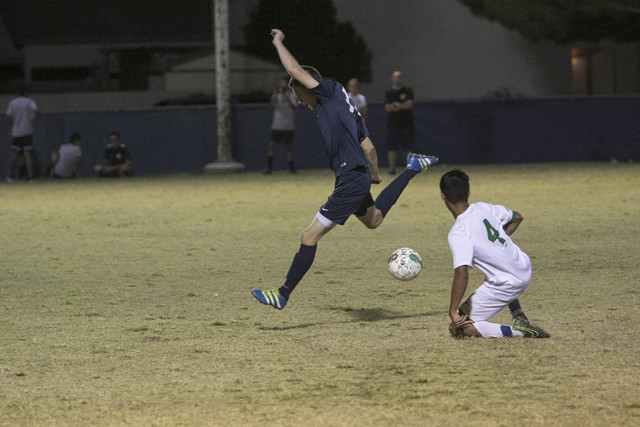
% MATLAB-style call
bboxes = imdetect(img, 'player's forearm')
[503,212,523,236]
[360,138,380,175]
[273,40,303,79]
[400,100,413,110]
[449,267,469,319]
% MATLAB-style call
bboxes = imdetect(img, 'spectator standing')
[94,131,133,177]
[263,76,298,174]
[384,71,415,174]
[52,133,83,179]
[347,77,367,118]
[6,85,38,182]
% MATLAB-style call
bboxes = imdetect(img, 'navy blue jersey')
[103,144,130,165]
[311,80,369,177]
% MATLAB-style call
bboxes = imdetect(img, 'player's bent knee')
[300,229,321,246]
[449,322,482,339]
[359,208,383,229]
[365,218,382,229]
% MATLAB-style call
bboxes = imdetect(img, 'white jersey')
[6,96,38,137]
[349,92,367,114]
[53,143,82,178]
[447,202,531,288]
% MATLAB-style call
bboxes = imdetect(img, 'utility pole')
[204,0,245,174]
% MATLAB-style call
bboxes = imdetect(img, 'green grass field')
[1,163,639,426]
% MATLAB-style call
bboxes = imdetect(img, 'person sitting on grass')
[94,131,133,177]
[51,132,83,179]
[251,29,438,310]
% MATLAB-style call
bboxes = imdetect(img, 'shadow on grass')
[258,307,439,331]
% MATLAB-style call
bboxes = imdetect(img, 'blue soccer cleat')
[406,153,439,172]
[251,288,287,310]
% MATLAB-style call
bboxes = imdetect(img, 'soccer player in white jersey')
[440,169,550,339]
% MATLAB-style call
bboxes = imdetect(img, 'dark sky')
[0,0,213,45]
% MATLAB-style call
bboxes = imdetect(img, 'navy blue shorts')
[271,130,294,145]
[385,127,415,151]
[318,167,374,225]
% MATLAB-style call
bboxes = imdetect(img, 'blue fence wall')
[1,97,638,178]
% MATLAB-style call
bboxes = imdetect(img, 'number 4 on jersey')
[483,219,505,244]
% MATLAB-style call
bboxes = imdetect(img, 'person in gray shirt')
[52,133,82,179]
[263,76,298,174]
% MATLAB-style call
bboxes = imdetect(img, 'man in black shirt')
[384,71,416,175]
[94,131,133,177]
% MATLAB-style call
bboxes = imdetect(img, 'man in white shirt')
[6,85,38,182]
[347,78,367,118]
[440,168,550,339]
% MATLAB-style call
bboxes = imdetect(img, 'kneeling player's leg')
[448,318,522,338]
[472,321,524,338]
[460,284,506,323]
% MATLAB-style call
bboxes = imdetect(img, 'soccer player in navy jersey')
[252,29,438,309]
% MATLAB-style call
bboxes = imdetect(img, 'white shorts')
[465,280,530,322]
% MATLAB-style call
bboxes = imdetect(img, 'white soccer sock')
[474,321,524,338]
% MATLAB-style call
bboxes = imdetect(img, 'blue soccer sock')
[374,169,418,217]
[279,243,317,299]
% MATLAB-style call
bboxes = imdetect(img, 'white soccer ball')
[388,247,422,281]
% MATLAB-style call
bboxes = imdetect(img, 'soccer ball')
[387,247,422,281]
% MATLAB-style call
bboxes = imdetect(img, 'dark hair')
[69,133,81,143]
[440,169,470,204]
[288,65,322,89]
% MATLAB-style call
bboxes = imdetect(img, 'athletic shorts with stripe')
[317,166,374,226]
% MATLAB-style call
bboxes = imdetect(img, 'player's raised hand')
[271,29,285,44]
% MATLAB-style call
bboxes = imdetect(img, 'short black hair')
[288,65,322,89]
[69,133,81,143]
[440,169,470,204]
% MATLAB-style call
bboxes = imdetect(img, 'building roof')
[0,0,213,46]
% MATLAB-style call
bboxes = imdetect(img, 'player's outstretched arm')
[503,211,523,236]
[271,29,319,90]
[360,137,382,184]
